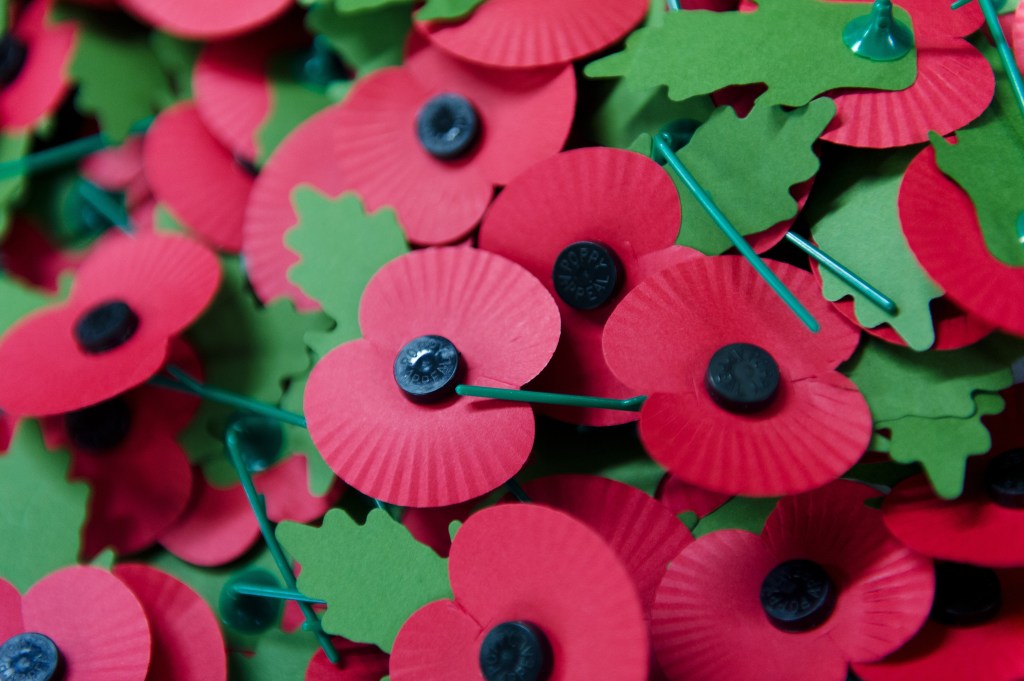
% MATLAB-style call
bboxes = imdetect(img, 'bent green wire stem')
[0,117,153,180]
[784,232,898,314]
[952,0,1024,121]
[455,384,648,411]
[150,369,309,428]
[228,583,327,605]
[77,181,133,234]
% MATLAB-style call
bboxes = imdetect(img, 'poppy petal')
[0,578,24,641]
[158,474,258,567]
[306,641,390,680]
[390,600,483,681]
[118,0,292,39]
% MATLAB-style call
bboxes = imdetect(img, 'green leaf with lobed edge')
[692,496,779,538]
[417,0,487,21]
[253,55,338,166]
[306,2,412,77]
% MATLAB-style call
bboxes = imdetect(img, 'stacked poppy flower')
[0,0,1023,679]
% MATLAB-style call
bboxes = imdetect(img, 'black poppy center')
[393,335,463,403]
[0,34,27,88]
[64,397,132,452]
[416,93,480,160]
[219,569,283,635]
[0,632,63,681]
[705,343,780,413]
[479,621,550,681]
[760,559,837,632]
[73,300,139,354]
[551,241,621,311]
[225,413,284,473]
[930,562,1002,627]
[985,448,1024,509]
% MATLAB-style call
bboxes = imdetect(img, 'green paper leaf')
[668,98,835,255]
[0,133,30,240]
[333,0,411,11]
[810,148,943,350]
[277,508,453,653]
[879,392,1006,499]
[692,496,778,538]
[0,420,90,591]
[843,337,1013,422]
[932,42,1024,268]
[281,375,336,497]
[56,6,173,140]
[254,55,336,166]
[286,188,410,356]
[417,0,486,21]
[586,0,915,107]
[843,460,919,490]
[307,2,412,77]
[150,31,201,101]
[591,80,713,150]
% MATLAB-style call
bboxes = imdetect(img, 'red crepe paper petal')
[522,474,693,614]
[244,105,347,309]
[1,216,84,291]
[415,0,648,68]
[113,564,227,681]
[0,0,76,132]
[639,372,872,496]
[603,255,860,395]
[1015,3,1024,66]
[22,566,151,681]
[81,137,147,202]
[143,102,252,252]
[0,579,24,641]
[900,145,1024,336]
[0,232,220,416]
[747,178,814,254]
[118,0,292,40]
[306,641,390,681]
[478,148,679,426]
[261,455,340,523]
[0,412,15,452]
[853,570,1024,681]
[391,600,484,681]
[400,498,481,557]
[656,474,730,518]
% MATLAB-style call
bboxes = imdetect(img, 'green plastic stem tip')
[843,0,914,62]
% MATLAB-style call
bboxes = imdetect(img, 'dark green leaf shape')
[692,496,778,538]
[306,2,412,77]
[417,0,487,22]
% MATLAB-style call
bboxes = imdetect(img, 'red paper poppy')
[305,247,560,507]
[331,36,575,246]
[0,0,76,133]
[159,455,340,567]
[900,144,1024,337]
[414,0,648,68]
[117,0,292,40]
[652,481,935,681]
[853,566,1024,681]
[882,384,1024,568]
[390,503,649,681]
[0,231,220,416]
[40,340,200,558]
[243,104,347,310]
[603,255,870,497]
[81,136,151,212]
[656,474,730,519]
[306,639,390,681]
[0,566,151,680]
[112,564,227,681]
[143,101,253,252]
[401,497,483,558]
[478,147,685,426]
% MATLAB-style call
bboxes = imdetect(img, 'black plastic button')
[551,241,621,311]
[225,413,284,474]
[393,335,462,403]
[73,300,139,354]
[705,343,781,413]
[219,569,283,635]
[985,448,1024,509]
[930,562,1001,627]
[479,621,550,681]
[0,632,62,681]
[64,397,132,452]
[416,93,480,160]
[0,35,27,88]
[760,559,837,632]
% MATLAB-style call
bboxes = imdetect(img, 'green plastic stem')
[653,134,821,332]
[456,384,647,411]
[151,367,308,428]
[0,117,153,180]
[953,0,1024,121]
[77,180,132,234]
[666,0,681,9]
[784,232,898,314]
[504,478,532,502]
[229,583,327,605]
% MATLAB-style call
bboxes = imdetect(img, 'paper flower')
[656,474,730,519]
[415,0,649,68]
[390,503,650,681]
[603,255,870,496]
[118,0,291,39]
[330,36,575,246]
[304,247,560,507]
[305,639,390,681]
[0,0,76,133]
[853,564,1024,681]
[652,481,935,681]
[0,231,220,416]
[478,147,690,426]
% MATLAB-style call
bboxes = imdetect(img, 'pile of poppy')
[1,0,1024,679]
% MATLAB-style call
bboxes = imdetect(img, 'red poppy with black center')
[330,35,575,247]
[602,255,870,497]
[390,503,650,681]
[479,147,697,427]
[414,0,649,68]
[0,231,220,416]
[854,564,1024,681]
[118,0,292,39]
[883,384,1024,568]
[0,0,76,133]
[652,481,935,681]
[304,247,560,508]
